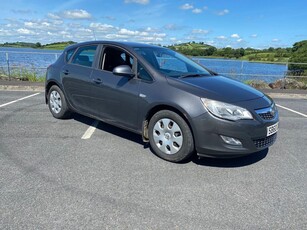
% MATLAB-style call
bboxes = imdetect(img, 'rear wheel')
[148,110,194,162]
[48,85,71,119]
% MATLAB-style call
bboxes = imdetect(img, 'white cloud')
[42,22,51,27]
[138,36,163,42]
[17,28,35,35]
[0,28,12,36]
[250,34,257,38]
[272,38,279,42]
[62,9,92,19]
[124,0,149,4]
[203,6,208,10]
[231,33,240,38]
[206,40,215,46]
[118,28,148,36]
[192,8,202,14]
[153,33,166,38]
[217,9,229,16]
[164,24,181,31]
[192,29,209,34]
[180,3,194,10]
[24,22,36,28]
[47,13,61,20]
[237,38,243,42]
[89,23,114,32]
[118,28,137,35]
[217,35,227,40]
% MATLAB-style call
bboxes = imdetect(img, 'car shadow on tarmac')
[72,113,147,147]
[191,149,268,168]
[72,113,268,167]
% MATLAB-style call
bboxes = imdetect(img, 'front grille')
[258,112,275,120]
[253,133,277,149]
[255,104,277,121]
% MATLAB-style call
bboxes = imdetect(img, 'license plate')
[267,122,279,136]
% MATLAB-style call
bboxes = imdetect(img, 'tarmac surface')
[0,83,306,229]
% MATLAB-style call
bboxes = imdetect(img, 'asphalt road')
[0,91,306,229]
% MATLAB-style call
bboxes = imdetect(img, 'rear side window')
[66,48,76,62]
[72,45,97,67]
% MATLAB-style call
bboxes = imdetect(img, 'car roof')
[65,40,163,50]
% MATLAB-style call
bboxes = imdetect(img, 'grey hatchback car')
[45,41,279,162]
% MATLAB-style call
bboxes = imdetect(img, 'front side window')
[102,47,134,72]
[134,47,211,78]
[71,45,97,67]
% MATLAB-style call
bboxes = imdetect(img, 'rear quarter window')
[71,45,98,67]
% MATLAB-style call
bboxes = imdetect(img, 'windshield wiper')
[179,73,210,79]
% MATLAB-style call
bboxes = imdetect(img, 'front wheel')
[148,110,195,163]
[48,85,71,119]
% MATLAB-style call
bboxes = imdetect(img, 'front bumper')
[191,110,279,158]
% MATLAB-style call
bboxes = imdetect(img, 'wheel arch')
[45,80,62,104]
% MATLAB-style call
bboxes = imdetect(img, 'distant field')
[42,44,71,50]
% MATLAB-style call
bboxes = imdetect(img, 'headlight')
[201,98,253,121]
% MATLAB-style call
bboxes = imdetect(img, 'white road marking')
[0,93,40,108]
[81,120,100,139]
[276,104,307,118]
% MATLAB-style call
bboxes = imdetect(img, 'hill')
[168,42,217,56]
[42,41,76,50]
[167,42,292,61]
[0,41,76,50]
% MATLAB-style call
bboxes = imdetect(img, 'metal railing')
[0,50,306,84]
[0,50,61,80]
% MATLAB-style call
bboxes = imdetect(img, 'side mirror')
[113,65,135,78]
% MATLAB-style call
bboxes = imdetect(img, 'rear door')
[62,44,98,115]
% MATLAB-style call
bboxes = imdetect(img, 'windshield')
[134,47,211,78]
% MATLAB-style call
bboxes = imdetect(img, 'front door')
[89,46,140,130]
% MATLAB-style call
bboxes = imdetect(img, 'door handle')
[93,78,103,84]
[62,70,69,75]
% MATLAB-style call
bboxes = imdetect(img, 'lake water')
[0,47,287,83]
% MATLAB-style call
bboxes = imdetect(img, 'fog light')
[220,135,242,146]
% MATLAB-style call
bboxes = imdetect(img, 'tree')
[288,40,307,74]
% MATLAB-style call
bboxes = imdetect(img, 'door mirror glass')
[113,65,135,78]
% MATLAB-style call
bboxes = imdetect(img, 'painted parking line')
[0,93,40,108]
[276,104,307,118]
[81,120,100,139]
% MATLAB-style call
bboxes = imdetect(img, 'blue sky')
[0,0,306,48]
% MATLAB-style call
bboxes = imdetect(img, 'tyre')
[48,85,71,119]
[148,110,194,162]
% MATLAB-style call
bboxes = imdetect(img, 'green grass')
[42,43,70,50]
[6,68,45,82]
[241,53,289,62]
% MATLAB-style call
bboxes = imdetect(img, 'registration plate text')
[267,122,279,136]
